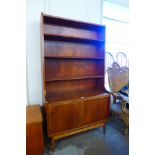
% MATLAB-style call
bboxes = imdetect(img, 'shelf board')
[46,88,110,104]
[43,13,105,30]
[44,33,105,44]
[46,75,104,82]
[45,56,104,60]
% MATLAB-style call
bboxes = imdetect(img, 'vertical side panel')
[41,13,47,103]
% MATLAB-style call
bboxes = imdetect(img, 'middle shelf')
[45,75,104,82]
[44,33,105,44]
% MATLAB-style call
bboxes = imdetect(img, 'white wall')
[46,0,102,24]
[26,0,102,105]
[26,0,45,105]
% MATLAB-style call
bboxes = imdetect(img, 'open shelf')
[43,13,104,31]
[44,33,105,44]
[46,75,104,82]
[46,88,109,103]
[45,56,104,60]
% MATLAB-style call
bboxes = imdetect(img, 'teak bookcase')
[41,13,110,150]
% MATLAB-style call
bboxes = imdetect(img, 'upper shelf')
[43,13,105,31]
[45,56,104,60]
[44,33,105,45]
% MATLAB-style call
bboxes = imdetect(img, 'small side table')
[26,105,44,155]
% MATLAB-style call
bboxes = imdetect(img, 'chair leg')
[113,95,117,104]
[124,127,129,135]
[124,121,129,135]
[123,117,129,135]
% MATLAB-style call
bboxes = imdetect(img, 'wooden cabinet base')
[50,122,106,150]
[45,96,110,151]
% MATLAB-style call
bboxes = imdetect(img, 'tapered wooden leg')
[51,138,56,151]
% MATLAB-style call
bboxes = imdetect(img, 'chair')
[105,52,115,91]
[116,52,128,67]
[106,53,129,135]
[105,52,115,71]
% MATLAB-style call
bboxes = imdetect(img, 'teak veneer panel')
[45,94,110,132]
[44,24,103,40]
[46,101,83,135]
[44,41,104,58]
[45,59,104,80]
[46,79,98,95]
[83,98,110,125]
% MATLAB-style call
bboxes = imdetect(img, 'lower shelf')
[46,88,109,104]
